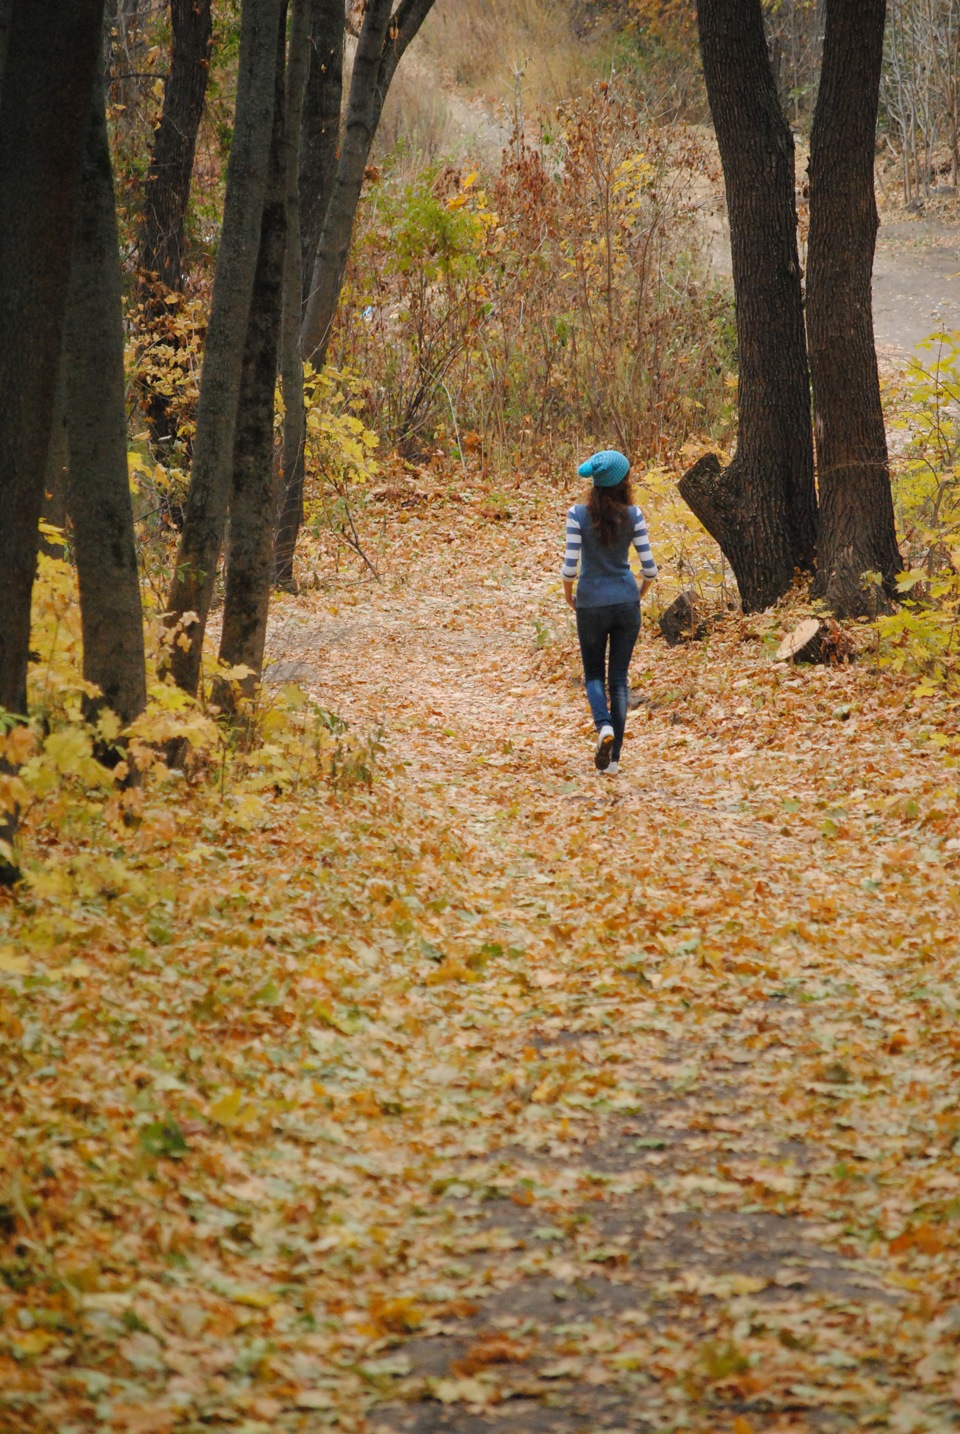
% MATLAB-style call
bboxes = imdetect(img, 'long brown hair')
[586,476,634,547]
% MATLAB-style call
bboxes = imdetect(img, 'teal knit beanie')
[577,449,630,487]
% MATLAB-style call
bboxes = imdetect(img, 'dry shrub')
[336,82,736,468]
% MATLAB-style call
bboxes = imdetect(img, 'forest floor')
[4,484,960,1433]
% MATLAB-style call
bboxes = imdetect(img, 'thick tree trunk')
[0,1,11,105]
[301,0,437,367]
[0,0,104,717]
[218,7,289,700]
[299,0,344,299]
[138,0,213,295]
[65,71,147,728]
[682,0,817,613]
[275,0,312,589]
[163,0,285,696]
[807,0,901,617]
[0,0,104,884]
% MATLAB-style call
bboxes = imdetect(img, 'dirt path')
[699,155,960,361]
[874,217,960,359]
[263,509,960,1431]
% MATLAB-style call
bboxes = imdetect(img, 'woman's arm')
[633,508,657,591]
[561,508,581,609]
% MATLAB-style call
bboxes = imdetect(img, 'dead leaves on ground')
[3,500,960,1432]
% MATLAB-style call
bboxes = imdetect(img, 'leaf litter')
[3,480,960,1432]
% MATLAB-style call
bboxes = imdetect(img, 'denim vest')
[573,504,640,609]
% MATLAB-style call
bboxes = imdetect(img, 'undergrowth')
[0,548,378,885]
[876,333,960,700]
[336,82,737,469]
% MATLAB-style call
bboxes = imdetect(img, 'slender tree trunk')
[136,0,213,455]
[163,0,285,696]
[681,0,817,613]
[217,5,289,700]
[138,0,213,294]
[301,0,437,367]
[0,0,104,884]
[65,70,147,728]
[807,0,900,616]
[299,0,344,299]
[275,0,312,589]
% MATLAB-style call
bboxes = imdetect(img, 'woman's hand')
[639,577,654,599]
[563,579,576,611]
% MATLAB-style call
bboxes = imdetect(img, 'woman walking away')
[561,450,657,775]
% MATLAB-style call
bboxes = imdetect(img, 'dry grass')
[422,0,597,109]
[376,0,606,165]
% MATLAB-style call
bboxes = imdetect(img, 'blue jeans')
[576,602,641,761]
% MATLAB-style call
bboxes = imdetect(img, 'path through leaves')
[3,488,960,1432]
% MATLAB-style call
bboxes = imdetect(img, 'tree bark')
[217,5,289,700]
[0,0,104,884]
[138,0,213,296]
[807,0,901,617]
[275,0,312,590]
[40,354,70,553]
[0,0,104,718]
[0,0,12,106]
[299,0,344,298]
[681,0,817,613]
[65,70,147,728]
[301,0,437,367]
[135,0,213,455]
[163,0,285,696]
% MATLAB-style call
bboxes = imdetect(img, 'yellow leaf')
[37,521,66,547]
[0,948,29,975]
[209,1089,260,1129]
[11,1328,58,1356]
[96,708,122,743]
[231,1287,274,1308]
[43,727,93,775]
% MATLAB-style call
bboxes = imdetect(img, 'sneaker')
[595,725,614,770]
[604,761,620,776]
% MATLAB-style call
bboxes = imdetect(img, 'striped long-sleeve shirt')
[561,503,658,608]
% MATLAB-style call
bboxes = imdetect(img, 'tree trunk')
[0,0,104,718]
[0,0,104,885]
[299,0,344,299]
[275,0,312,590]
[65,70,147,728]
[681,0,817,613]
[163,0,285,697]
[301,0,437,368]
[40,354,70,552]
[138,0,213,295]
[807,0,901,617]
[0,1,11,106]
[217,5,289,701]
[135,0,213,455]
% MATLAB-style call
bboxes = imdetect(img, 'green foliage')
[874,333,960,696]
[299,365,382,572]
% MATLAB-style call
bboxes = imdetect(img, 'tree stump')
[776,618,852,664]
[658,589,702,645]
